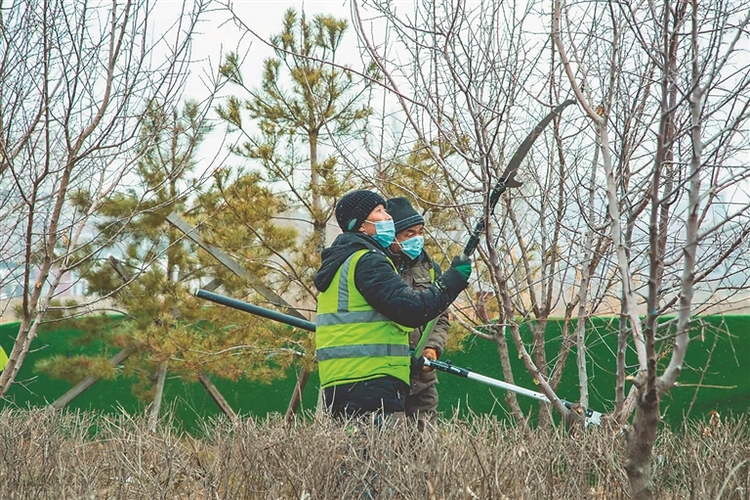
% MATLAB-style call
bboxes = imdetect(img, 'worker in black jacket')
[386,196,450,431]
[313,189,471,420]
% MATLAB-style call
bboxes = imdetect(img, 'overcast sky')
[164,1,359,89]
[149,1,373,169]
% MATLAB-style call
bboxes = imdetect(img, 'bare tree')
[352,0,610,427]
[354,1,750,488]
[0,0,218,396]
[552,0,750,496]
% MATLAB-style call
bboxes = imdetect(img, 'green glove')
[450,255,472,280]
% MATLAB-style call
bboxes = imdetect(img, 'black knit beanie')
[386,197,425,234]
[335,190,387,232]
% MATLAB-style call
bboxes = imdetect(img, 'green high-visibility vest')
[315,249,411,388]
[0,346,8,372]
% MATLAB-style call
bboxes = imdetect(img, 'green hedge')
[1,315,747,433]
[437,316,748,427]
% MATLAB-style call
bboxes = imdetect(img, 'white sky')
[150,1,375,176]
[160,1,360,92]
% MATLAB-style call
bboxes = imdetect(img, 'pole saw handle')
[461,177,510,259]
[461,232,482,260]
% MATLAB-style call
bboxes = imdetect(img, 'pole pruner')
[413,99,577,357]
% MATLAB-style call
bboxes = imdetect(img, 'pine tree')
[217,8,373,303]
[36,101,304,411]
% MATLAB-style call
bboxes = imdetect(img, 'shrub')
[0,408,747,499]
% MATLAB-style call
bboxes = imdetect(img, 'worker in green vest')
[386,196,449,431]
[314,189,471,420]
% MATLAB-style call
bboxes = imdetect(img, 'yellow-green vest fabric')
[315,249,411,388]
[0,346,8,372]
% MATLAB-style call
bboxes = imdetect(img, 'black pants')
[323,375,409,419]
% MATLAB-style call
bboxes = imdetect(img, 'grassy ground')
[0,408,748,499]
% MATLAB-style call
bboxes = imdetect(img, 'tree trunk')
[148,361,168,432]
[490,316,526,426]
[624,383,660,499]
[0,318,39,397]
[285,367,310,424]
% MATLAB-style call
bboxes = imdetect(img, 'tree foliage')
[218,8,374,305]
[0,0,215,397]
[35,99,308,403]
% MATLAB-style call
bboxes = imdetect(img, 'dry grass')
[0,407,747,499]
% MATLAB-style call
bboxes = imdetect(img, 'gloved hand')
[450,255,472,280]
[421,347,438,372]
[411,354,425,370]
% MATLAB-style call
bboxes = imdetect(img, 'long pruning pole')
[194,288,603,426]
[196,289,316,331]
[422,358,602,426]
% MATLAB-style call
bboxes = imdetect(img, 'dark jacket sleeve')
[354,251,467,328]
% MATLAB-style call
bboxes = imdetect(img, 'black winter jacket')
[313,232,467,329]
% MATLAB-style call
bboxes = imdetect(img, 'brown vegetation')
[0,408,747,499]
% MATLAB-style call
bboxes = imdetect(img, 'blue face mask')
[399,235,424,260]
[365,219,395,248]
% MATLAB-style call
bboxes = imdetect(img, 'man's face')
[396,224,424,243]
[391,224,424,252]
[360,204,391,236]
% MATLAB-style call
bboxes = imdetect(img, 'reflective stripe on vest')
[316,310,394,327]
[315,343,411,362]
[315,249,410,388]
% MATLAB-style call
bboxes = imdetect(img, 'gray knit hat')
[386,197,425,233]
[335,190,387,232]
